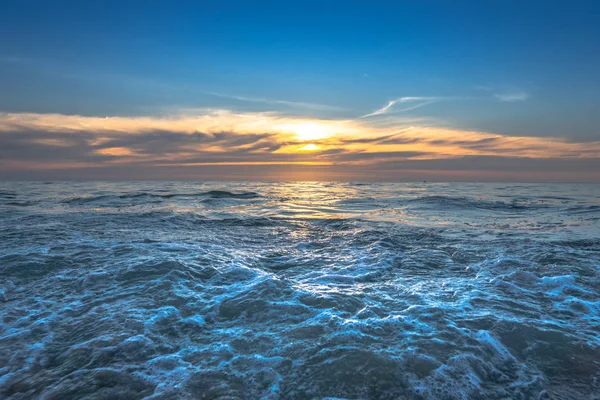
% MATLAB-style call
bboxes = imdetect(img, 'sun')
[298,143,321,151]
[293,122,332,141]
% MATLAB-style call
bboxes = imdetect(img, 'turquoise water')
[1,182,599,399]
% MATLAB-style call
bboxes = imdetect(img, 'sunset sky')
[1,0,599,181]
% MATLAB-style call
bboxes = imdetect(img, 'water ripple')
[0,182,599,399]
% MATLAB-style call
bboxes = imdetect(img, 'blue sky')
[1,1,599,180]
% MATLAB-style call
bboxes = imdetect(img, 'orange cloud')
[1,110,599,179]
[96,147,135,156]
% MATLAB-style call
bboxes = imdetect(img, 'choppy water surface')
[0,182,599,399]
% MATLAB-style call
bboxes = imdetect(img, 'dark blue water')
[1,182,599,399]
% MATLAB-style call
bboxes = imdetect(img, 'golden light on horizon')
[297,143,321,151]
[2,110,600,172]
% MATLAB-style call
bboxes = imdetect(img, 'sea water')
[0,181,599,399]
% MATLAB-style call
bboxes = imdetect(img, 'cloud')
[477,85,530,102]
[0,110,599,181]
[362,88,529,119]
[207,92,343,111]
[361,97,441,118]
[494,90,530,102]
[0,55,344,116]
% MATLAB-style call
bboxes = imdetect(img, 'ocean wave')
[2,201,35,207]
[0,182,599,399]
[61,190,261,206]
[0,190,17,199]
[407,195,550,212]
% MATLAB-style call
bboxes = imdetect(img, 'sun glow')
[297,143,321,151]
[292,122,332,141]
[2,110,599,167]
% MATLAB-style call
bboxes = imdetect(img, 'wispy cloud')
[207,92,343,111]
[0,55,344,114]
[493,90,530,102]
[1,109,599,167]
[361,97,441,118]
[2,109,600,181]
[363,87,530,118]
[477,85,530,102]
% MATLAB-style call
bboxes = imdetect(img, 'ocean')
[0,181,599,399]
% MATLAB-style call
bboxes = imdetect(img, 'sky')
[1,0,599,181]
